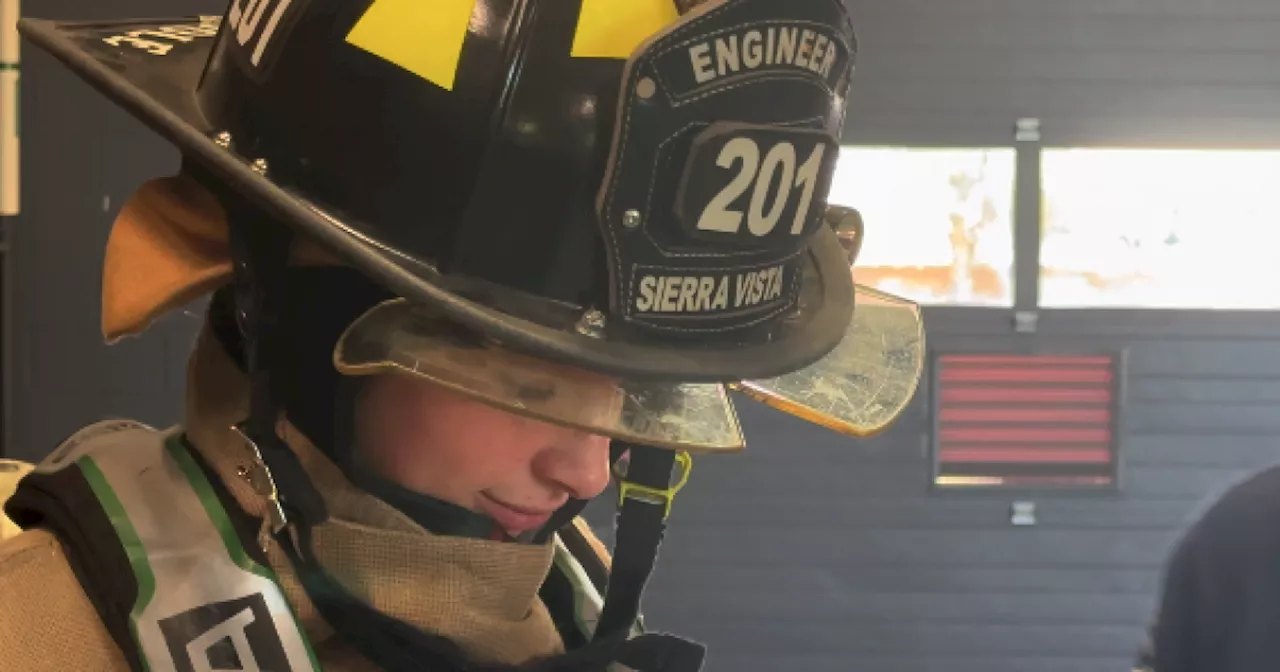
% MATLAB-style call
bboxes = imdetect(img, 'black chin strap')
[224,191,327,533]
[532,498,590,544]
[594,444,706,669]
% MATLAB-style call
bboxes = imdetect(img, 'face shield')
[334,219,924,452]
[333,301,747,452]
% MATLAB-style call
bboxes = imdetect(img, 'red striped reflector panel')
[934,353,1119,488]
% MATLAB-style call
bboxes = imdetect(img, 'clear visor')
[332,300,746,452]
[333,283,923,452]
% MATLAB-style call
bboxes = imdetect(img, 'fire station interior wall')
[838,0,1280,148]
[4,0,221,461]
[6,1,1280,672]
[587,310,1280,672]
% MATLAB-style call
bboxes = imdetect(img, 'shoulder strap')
[5,422,320,672]
[6,421,150,670]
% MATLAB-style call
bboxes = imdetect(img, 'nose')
[534,431,613,501]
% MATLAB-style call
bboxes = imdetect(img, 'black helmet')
[23,0,922,451]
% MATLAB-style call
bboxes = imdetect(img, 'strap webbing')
[593,446,674,640]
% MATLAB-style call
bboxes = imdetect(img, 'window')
[1040,148,1280,309]
[933,353,1120,490]
[828,146,1016,307]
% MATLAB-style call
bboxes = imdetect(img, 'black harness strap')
[223,194,328,532]
[6,464,147,672]
[588,445,706,670]
[594,446,675,640]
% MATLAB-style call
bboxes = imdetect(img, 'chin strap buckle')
[218,179,328,535]
[614,450,692,520]
[232,422,290,533]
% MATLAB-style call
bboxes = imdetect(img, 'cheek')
[357,377,543,500]
[404,405,533,479]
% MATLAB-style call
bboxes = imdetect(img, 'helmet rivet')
[637,77,657,99]
[623,209,642,229]
[214,130,232,149]
[576,309,607,338]
[251,158,269,175]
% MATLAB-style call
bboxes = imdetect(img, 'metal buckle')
[231,423,289,532]
[614,450,693,520]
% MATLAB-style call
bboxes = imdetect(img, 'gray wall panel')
[648,620,1142,655]
[656,520,1178,567]
[665,591,1154,626]
[1124,434,1280,467]
[6,1,213,461]
[1128,379,1280,404]
[676,494,1203,529]
[705,654,1126,672]
[842,0,1280,145]
[658,565,1164,595]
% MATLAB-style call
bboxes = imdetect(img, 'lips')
[478,492,557,535]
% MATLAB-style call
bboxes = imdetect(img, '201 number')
[227,0,295,67]
[696,138,826,237]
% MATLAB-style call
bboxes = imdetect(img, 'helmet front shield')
[334,299,747,453]
[335,225,925,450]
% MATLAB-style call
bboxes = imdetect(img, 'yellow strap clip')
[615,451,693,520]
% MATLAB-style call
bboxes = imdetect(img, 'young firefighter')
[0,1,923,670]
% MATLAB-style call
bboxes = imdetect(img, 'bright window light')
[829,146,1016,307]
[1041,148,1280,309]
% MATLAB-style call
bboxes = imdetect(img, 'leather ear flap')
[102,171,346,344]
[102,174,234,343]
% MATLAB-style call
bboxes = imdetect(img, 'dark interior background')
[7,1,1280,671]
[2,0,217,460]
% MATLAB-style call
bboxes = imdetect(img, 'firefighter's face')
[355,372,613,535]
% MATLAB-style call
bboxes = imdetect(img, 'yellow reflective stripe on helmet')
[345,0,474,90]
[347,0,678,90]
[571,0,677,59]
